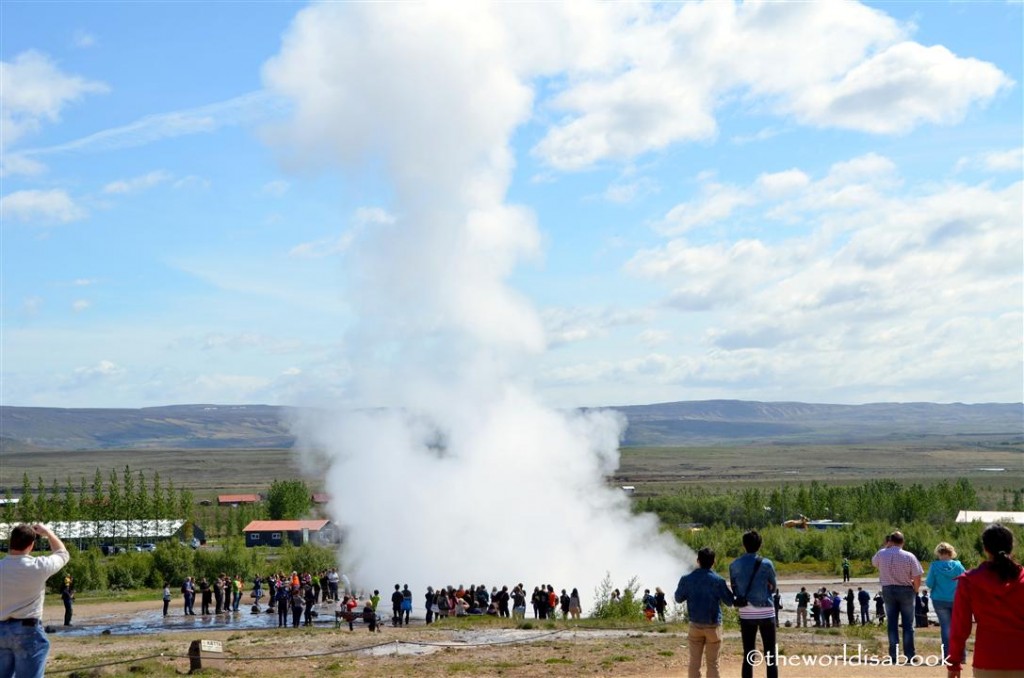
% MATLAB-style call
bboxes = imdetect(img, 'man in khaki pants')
[675,547,736,678]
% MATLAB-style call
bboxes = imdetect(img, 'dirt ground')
[42,598,959,677]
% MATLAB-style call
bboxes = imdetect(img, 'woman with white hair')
[927,541,965,663]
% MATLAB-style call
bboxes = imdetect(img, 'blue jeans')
[882,585,916,661]
[931,599,963,663]
[0,621,50,678]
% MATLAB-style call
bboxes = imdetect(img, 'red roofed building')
[242,519,336,547]
[217,494,261,506]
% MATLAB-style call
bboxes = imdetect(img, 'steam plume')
[265,3,690,607]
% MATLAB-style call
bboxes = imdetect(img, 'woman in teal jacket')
[925,541,966,663]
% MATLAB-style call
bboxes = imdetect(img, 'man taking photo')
[0,523,71,678]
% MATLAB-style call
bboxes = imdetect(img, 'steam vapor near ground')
[266,3,692,607]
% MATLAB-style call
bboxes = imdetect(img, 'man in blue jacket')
[730,530,779,678]
[675,547,735,678]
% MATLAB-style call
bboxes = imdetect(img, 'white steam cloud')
[264,3,690,607]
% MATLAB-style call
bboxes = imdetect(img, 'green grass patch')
[544,658,573,665]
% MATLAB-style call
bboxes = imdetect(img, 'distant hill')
[611,400,1024,446]
[0,401,1021,451]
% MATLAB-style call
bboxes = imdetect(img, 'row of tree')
[3,467,316,538]
[638,478,988,529]
[4,467,194,526]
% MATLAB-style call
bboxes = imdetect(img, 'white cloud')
[261,179,290,197]
[72,30,97,48]
[103,170,172,194]
[289,207,395,259]
[957,147,1023,174]
[658,183,754,235]
[22,297,42,316]
[542,306,653,347]
[638,329,670,347]
[173,175,211,191]
[0,189,86,223]
[755,169,810,197]
[73,278,97,286]
[18,90,286,157]
[71,299,91,312]
[788,43,1011,134]
[625,156,1022,399]
[530,3,1010,169]
[64,360,125,389]
[0,153,47,177]
[0,50,108,148]
[603,177,659,204]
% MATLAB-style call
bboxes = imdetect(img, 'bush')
[107,552,153,590]
[48,545,106,592]
[280,543,337,576]
[152,540,194,586]
[590,573,644,621]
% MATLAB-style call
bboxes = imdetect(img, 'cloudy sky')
[2,1,1021,410]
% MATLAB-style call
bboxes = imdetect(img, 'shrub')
[590,573,644,621]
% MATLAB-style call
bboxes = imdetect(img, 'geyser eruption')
[265,3,691,608]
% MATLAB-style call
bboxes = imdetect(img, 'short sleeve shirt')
[872,546,924,586]
[0,550,70,620]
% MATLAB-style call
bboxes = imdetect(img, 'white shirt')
[0,550,70,620]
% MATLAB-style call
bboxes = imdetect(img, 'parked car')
[140,543,157,552]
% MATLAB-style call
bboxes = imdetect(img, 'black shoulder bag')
[733,556,762,608]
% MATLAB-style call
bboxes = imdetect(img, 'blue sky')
[2,1,1021,409]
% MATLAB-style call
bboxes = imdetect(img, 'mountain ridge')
[1,400,1020,451]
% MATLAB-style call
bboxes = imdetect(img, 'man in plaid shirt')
[872,531,923,663]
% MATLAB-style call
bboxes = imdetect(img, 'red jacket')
[948,562,1024,671]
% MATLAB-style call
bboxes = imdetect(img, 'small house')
[242,519,336,547]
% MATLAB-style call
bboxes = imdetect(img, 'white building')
[954,510,1024,525]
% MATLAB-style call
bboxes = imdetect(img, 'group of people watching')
[175,573,244,616]
[1,521,1021,678]
[419,584,583,623]
[673,525,1023,678]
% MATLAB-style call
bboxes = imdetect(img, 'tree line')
[3,466,316,541]
[638,478,990,529]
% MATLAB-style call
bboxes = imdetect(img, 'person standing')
[162,582,172,617]
[857,587,870,625]
[845,588,855,626]
[871,531,923,663]
[926,542,965,664]
[0,523,71,678]
[213,574,225,614]
[947,524,1024,678]
[391,584,404,627]
[232,575,243,612]
[772,590,782,628]
[729,530,778,678]
[275,585,289,628]
[199,577,212,615]
[842,557,851,583]
[675,547,735,678]
[794,587,809,627]
[183,577,196,615]
[654,587,667,622]
[569,588,581,620]
[401,584,413,625]
[60,576,74,626]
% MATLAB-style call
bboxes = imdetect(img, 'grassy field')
[3,440,1021,501]
[614,441,1023,497]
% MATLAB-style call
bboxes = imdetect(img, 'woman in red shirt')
[947,524,1024,678]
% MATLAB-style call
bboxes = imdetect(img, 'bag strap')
[743,556,763,597]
